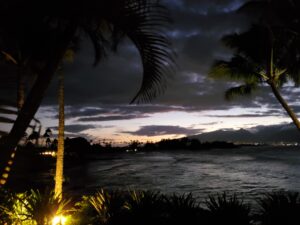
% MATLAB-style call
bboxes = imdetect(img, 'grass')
[1,189,299,225]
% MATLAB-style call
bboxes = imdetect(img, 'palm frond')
[63,0,175,103]
[111,0,176,103]
[0,117,15,124]
[0,108,17,115]
[225,83,257,101]
[221,25,270,64]
[210,55,261,84]
[82,24,111,66]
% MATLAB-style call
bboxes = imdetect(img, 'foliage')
[0,188,14,224]
[205,192,252,225]
[0,0,175,104]
[209,0,300,95]
[0,189,73,225]
[6,189,300,225]
[122,190,168,225]
[165,193,209,225]
[73,190,209,225]
[72,189,125,225]
[209,0,300,129]
[256,191,300,225]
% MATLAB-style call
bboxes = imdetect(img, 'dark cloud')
[49,124,96,133]
[193,122,300,143]
[77,114,148,122]
[64,124,96,133]
[64,107,109,119]
[207,113,284,118]
[198,122,221,126]
[124,125,202,137]
[46,104,190,121]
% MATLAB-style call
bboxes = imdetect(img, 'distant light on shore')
[40,151,56,157]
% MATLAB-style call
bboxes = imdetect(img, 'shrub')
[122,190,168,225]
[256,191,300,225]
[72,189,125,225]
[205,192,252,225]
[166,193,209,225]
[1,189,72,225]
[0,188,14,224]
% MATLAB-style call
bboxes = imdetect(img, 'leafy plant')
[1,189,72,225]
[256,191,300,225]
[206,192,251,225]
[72,189,125,225]
[122,190,167,225]
[0,188,14,224]
[166,193,209,225]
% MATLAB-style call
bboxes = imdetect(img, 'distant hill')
[191,123,300,143]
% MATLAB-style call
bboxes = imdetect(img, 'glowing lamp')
[52,215,67,225]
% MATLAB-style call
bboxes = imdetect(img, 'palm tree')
[210,0,300,129]
[0,0,175,187]
[54,69,65,198]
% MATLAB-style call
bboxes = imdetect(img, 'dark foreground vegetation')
[1,189,300,225]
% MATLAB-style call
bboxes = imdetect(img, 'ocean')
[64,145,300,201]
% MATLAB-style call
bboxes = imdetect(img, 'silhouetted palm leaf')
[225,84,257,100]
[0,108,17,115]
[210,55,262,83]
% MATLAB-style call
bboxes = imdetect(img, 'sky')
[3,0,300,145]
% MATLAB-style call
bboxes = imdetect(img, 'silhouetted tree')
[210,0,300,129]
[65,137,91,157]
[0,0,175,186]
[43,128,52,147]
[27,131,40,146]
[51,139,58,150]
[128,140,142,150]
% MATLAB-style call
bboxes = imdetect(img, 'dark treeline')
[23,136,236,158]
[36,136,237,159]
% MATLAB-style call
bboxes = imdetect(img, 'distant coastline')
[21,135,299,161]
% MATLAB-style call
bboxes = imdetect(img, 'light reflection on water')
[65,146,300,200]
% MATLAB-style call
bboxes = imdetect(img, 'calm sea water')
[65,146,300,201]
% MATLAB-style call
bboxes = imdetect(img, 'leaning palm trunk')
[17,65,25,111]
[269,81,300,130]
[54,70,65,198]
[0,25,76,187]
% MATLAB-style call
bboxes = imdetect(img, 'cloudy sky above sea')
[4,0,300,145]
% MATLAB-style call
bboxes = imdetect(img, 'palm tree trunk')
[54,71,65,198]
[17,65,25,111]
[269,81,300,130]
[0,58,62,186]
[0,25,77,187]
